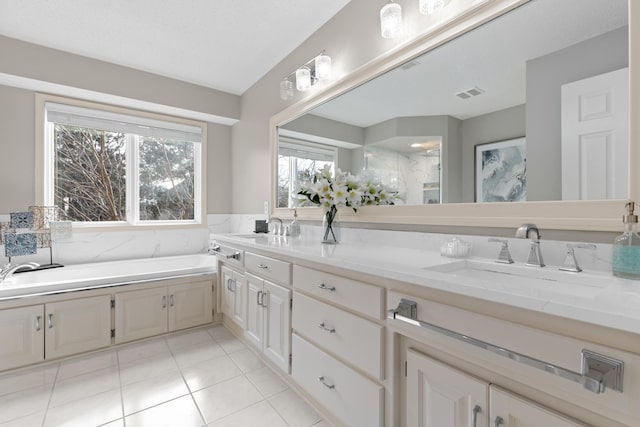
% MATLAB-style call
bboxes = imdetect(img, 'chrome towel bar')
[388,299,623,394]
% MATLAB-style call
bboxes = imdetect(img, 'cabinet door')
[232,271,247,328]
[263,280,291,373]
[168,281,213,332]
[245,274,264,349]
[115,287,168,344]
[489,386,588,427]
[0,305,45,371]
[221,266,234,317]
[45,295,112,360]
[407,349,488,427]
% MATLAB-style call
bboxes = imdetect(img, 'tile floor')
[0,324,331,427]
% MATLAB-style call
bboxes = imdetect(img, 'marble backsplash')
[0,213,614,273]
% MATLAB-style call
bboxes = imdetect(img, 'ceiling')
[0,0,351,95]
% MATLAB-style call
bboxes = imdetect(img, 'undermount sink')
[425,259,609,299]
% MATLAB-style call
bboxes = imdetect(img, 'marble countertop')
[0,254,216,300]
[212,233,640,336]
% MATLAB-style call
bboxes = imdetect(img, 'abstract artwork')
[475,137,526,203]
[10,211,34,229]
[4,232,38,257]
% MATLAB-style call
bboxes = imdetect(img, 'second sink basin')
[425,259,609,299]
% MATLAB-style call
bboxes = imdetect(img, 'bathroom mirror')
[271,0,637,231]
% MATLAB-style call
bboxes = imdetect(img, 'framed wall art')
[475,137,526,203]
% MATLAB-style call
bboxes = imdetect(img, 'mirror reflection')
[277,0,628,208]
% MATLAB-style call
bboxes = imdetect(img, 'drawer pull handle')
[162,295,167,308]
[494,416,504,427]
[258,264,269,269]
[472,405,481,427]
[318,376,335,390]
[170,294,174,307]
[227,278,233,291]
[317,283,336,292]
[261,292,268,308]
[35,315,41,331]
[318,322,336,333]
[48,313,54,329]
[257,290,263,306]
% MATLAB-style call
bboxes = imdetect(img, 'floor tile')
[0,384,53,424]
[0,363,58,397]
[121,369,190,415]
[117,337,171,364]
[181,354,242,393]
[228,348,264,373]
[119,352,180,386]
[0,411,45,427]
[125,395,205,427]
[49,365,120,408]
[43,388,123,427]
[172,340,226,368]
[311,421,334,427]
[269,389,322,427]
[207,400,288,427]
[57,349,118,381]
[245,367,288,397]
[98,420,124,427]
[193,375,264,424]
[166,328,215,351]
[215,336,246,354]
[207,324,235,341]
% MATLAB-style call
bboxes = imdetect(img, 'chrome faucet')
[515,224,545,267]
[267,217,283,235]
[559,243,597,273]
[0,262,40,281]
[488,238,514,264]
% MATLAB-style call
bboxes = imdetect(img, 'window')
[277,138,337,208]
[40,98,204,226]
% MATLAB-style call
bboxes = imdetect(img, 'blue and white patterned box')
[4,232,38,257]
[10,211,35,229]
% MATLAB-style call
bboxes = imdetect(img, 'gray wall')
[526,27,628,201]
[0,35,238,214]
[461,105,526,203]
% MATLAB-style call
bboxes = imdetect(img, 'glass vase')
[322,208,339,244]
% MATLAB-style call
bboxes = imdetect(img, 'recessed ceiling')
[0,0,351,95]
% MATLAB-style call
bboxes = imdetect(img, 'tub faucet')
[0,262,40,281]
[516,224,545,267]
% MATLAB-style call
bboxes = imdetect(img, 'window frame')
[36,94,207,229]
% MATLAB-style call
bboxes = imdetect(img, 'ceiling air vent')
[456,86,485,99]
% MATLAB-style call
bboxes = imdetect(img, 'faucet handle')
[488,238,514,264]
[559,243,597,273]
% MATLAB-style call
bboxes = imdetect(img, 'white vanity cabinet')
[0,295,111,370]
[114,280,213,344]
[406,349,587,427]
[244,252,292,374]
[220,265,247,329]
[0,305,45,370]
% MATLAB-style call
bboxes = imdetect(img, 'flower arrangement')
[296,165,399,243]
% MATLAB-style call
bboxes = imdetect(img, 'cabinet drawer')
[293,292,383,380]
[245,252,291,285]
[293,265,384,319]
[292,334,383,427]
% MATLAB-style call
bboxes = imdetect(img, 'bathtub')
[0,254,216,300]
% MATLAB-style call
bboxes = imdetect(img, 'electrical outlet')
[263,201,269,216]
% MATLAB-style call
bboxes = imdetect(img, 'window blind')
[45,102,202,143]
[279,138,336,162]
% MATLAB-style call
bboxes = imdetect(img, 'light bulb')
[380,1,402,39]
[280,79,293,100]
[419,0,445,15]
[315,53,332,81]
[296,66,311,91]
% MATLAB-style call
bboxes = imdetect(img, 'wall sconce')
[280,51,332,100]
[419,0,446,15]
[380,0,403,39]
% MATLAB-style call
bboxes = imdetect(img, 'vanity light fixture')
[380,0,403,39]
[419,0,445,15]
[280,51,333,100]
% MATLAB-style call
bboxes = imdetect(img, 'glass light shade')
[315,54,332,81]
[296,66,312,91]
[380,1,402,39]
[419,0,445,15]
[280,79,293,100]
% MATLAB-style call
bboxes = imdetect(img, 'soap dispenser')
[288,209,301,237]
[612,201,640,279]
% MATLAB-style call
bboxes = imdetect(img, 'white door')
[406,349,488,427]
[45,295,112,359]
[263,280,291,373]
[245,274,264,349]
[0,305,45,370]
[115,287,168,344]
[232,272,247,328]
[489,386,587,427]
[561,67,629,200]
[168,281,213,332]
